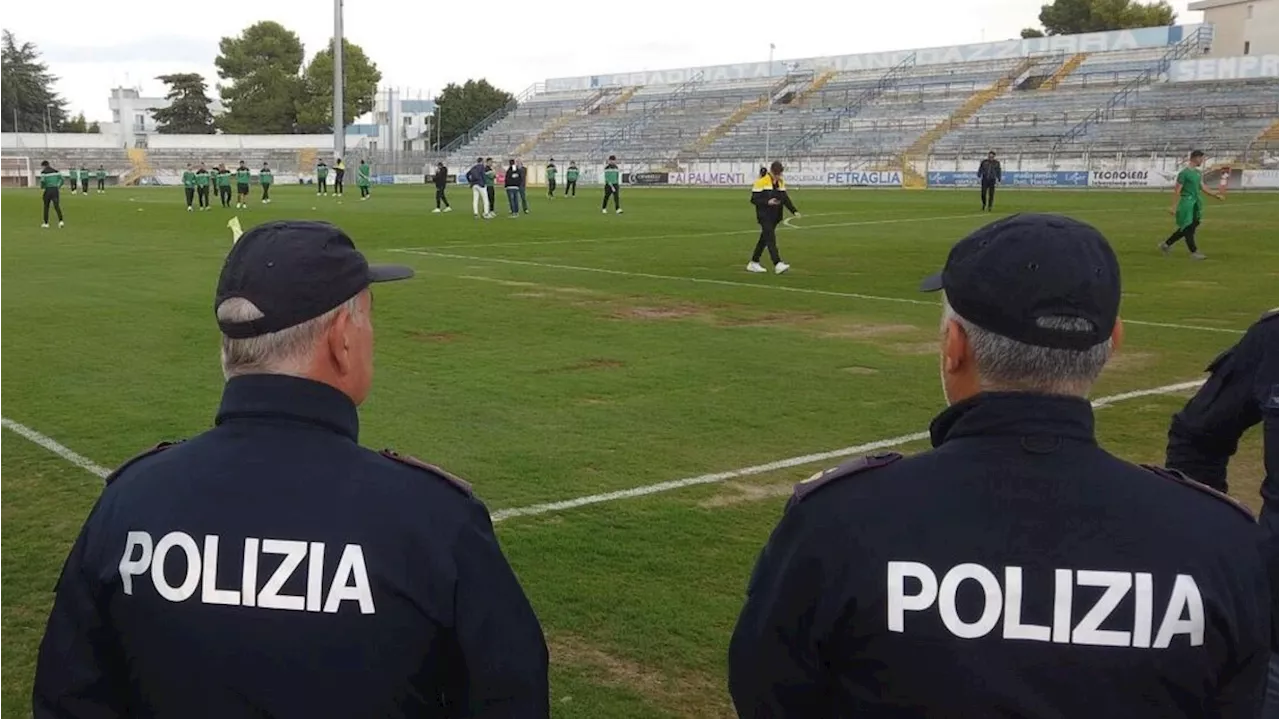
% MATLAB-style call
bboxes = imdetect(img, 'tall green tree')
[1,31,69,132]
[295,40,382,133]
[1021,28,1047,38]
[436,80,514,148]
[152,73,217,134]
[214,21,305,133]
[62,112,89,133]
[1027,0,1176,36]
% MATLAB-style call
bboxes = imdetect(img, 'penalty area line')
[490,379,1207,522]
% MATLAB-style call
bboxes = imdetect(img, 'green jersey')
[39,170,64,189]
[603,163,620,185]
[81,169,89,181]
[182,170,196,188]
[357,163,371,187]
[317,164,329,180]
[1176,167,1202,201]
[195,171,211,188]
[96,169,106,180]
[484,168,496,187]
[260,169,273,186]
[566,166,579,182]
[217,171,232,188]
[236,168,251,185]
[546,164,557,181]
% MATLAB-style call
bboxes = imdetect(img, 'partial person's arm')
[450,505,550,718]
[728,505,840,718]
[33,515,128,718]
[1166,328,1264,492]
[995,161,1002,182]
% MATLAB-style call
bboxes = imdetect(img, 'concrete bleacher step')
[673,96,770,163]
[1258,119,1280,142]
[1040,52,1091,91]
[789,69,838,106]
[121,148,153,186]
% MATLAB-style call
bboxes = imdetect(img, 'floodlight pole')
[765,43,775,165]
[332,0,345,161]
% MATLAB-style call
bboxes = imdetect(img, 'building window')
[1246,4,1253,18]
[1244,41,1251,55]
[404,140,413,151]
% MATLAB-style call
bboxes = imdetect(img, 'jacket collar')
[215,374,359,442]
[929,392,1096,448]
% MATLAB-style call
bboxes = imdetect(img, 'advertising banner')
[670,171,748,186]
[393,174,424,185]
[625,171,669,185]
[927,171,1087,187]
[826,170,903,187]
[1242,169,1279,189]
[1088,169,1175,188]
[786,171,829,186]
[1170,54,1279,83]
[375,174,395,185]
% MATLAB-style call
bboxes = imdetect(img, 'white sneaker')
[317,192,322,196]
[443,207,452,213]
[616,209,623,214]
[41,223,48,228]
[775,262,790,274]
[746,262,767,273]
[432,208,441,213]
[58,221,64,228]
[602,209,608,214]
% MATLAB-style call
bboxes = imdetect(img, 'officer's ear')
[1110,318,1125,354]
[326,305,357,375]
[942,318,969,375]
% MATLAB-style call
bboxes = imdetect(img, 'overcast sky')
[6,0,1200,122]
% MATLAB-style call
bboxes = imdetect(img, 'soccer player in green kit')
[95,166,106,193]
[1159,149,1223,260]
[316,160,329,195]
[545,159,557,198]
[38,160,65,228]
[182,164,197,211]
[194,164,212,211]
[484,158,496,210]
[260,163,274,203]
[601,155,622,214]
[217,165,233,207]
[565,161,579,197]
[357,159,371,200]
[235,161,251,208]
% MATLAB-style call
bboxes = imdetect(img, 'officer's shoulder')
[790,451,904,506]
[377,448,473,497]
[105,440,186,485]
[1139,463,1256,522]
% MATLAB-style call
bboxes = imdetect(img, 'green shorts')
[1175,199,1202,229]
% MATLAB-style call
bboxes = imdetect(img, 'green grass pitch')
[2,183,1276,718]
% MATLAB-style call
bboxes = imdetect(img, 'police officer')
[728,214,1273,718]
[33,220,550,718]
[978,150,1001,211]
[1165,307,1278,717]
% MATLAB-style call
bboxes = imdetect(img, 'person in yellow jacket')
[747,161,800,274]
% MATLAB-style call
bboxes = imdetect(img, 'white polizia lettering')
[118,531,376,615]
[886,561,1203,648]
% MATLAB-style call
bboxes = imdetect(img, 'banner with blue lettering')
[927,171,1088,188]
[826,170,903,187]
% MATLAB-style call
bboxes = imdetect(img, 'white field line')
[1,419,111,478]
[391,248,1246,334]
[490,379,1207,522]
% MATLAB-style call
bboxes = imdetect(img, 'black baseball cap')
[215,220,413,338]
[919,213,1120,350]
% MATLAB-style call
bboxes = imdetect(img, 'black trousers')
[97,178,105,191]
[435,187,450,208]
[220,186,232,206]
[566,179,577,196]
[42,189,63,223]
[70,179,78,192]
[359,185,370,198]
[752,221,782,264]
[548,178,557,196]
[318,178,328,193]
[197,186,210,207]
[1163,220,1201,253]
[981,180,996,208]
[486,185,495,208]
[262,184,271,200]
[185,187,195,207]
[335,171,345,194]
[602,183,620,209]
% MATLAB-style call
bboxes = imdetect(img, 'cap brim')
[368,264,415,283]
[918,272,944,292]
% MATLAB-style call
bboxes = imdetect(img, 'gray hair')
[217,295,363,379]
[941,294,1111,397]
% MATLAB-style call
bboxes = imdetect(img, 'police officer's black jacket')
[433,166,449,188]
[1167,310,1278,535]
[729,392,1273,719]
[33,374,549,719]
[978,158,1002,183]
[750,174,797,227]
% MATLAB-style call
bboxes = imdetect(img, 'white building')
[102,87,224,148]
[1190,0,1279,57]
[350,88,437,152]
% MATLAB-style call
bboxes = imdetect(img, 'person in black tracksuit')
[432,163,451,212]
[747,161,798,274]
[978,151,1002,211]
[38,160,65,227]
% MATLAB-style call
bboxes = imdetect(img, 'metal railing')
[787,52,917,154]
[597,72,705,153]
